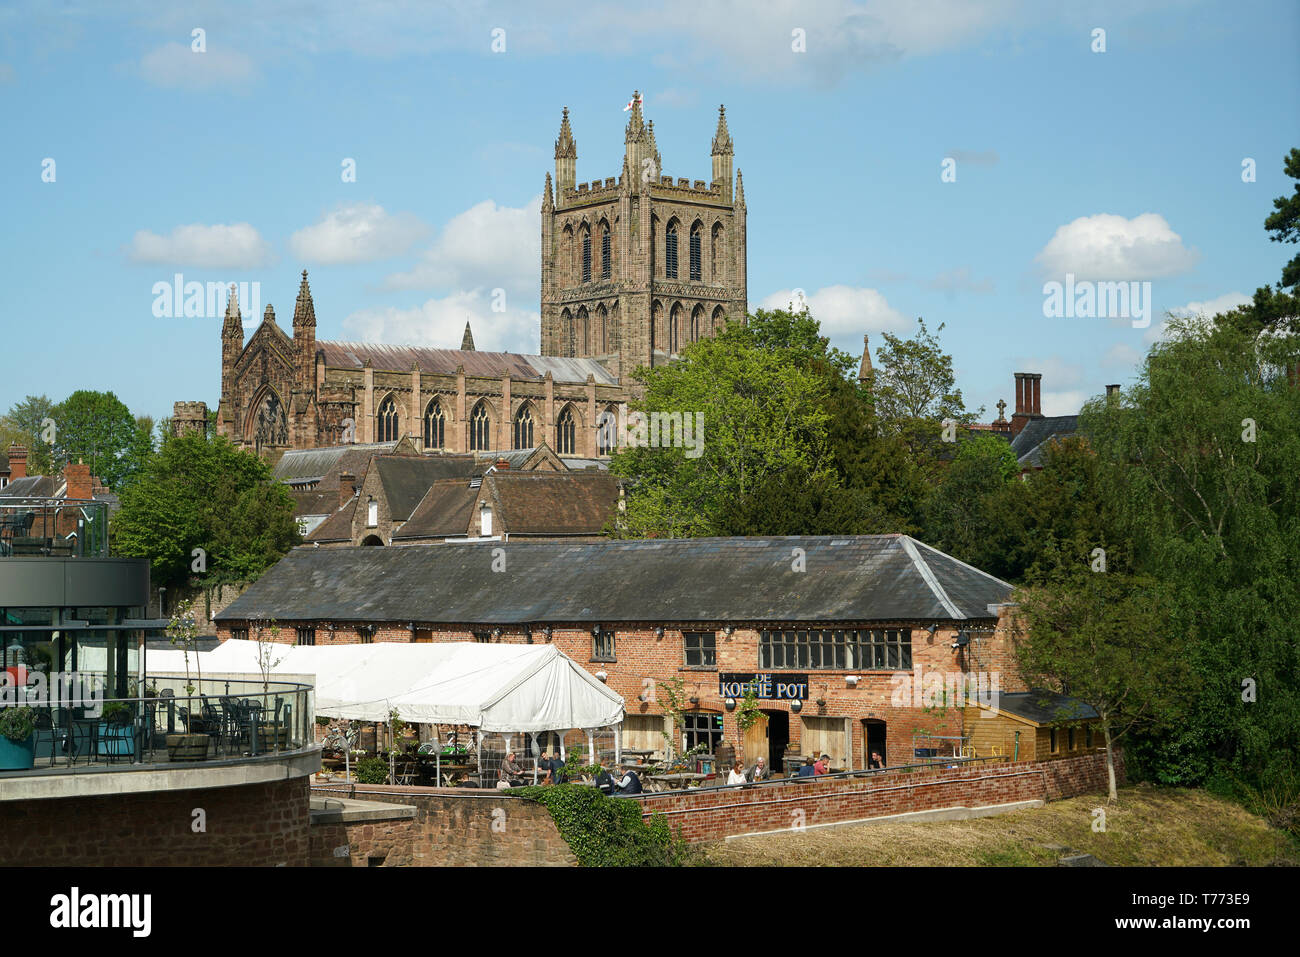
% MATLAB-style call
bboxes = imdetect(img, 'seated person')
[815,753,830,775]
[746,756,770,782]
[613,765,642,795]
[593,764,615,795]
[796,755,818,777]
[726,761,747,786]
[496,751,526,790]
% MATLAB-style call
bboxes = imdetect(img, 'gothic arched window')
[596,404,618,456]
[691,304,704,342]
[556,406,576,456]
[470,401,491,451]
[577,306,590,355]
[601,223,611,279]
[712,304,726,333]
[689,223,702,281]
[424,400,445,449]
[670,302,684,354]
[513,405,535,449]
[712,222,724,282]
[596,303,608,354]
[377,395,399,442]
[665,222,678,279]
[651,301,664,353]
[252,391,287,453]
[581,229,591,283]
[562,308,574,358]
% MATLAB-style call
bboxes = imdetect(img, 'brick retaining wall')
[309,784,577,866]
[636,751,1123,843]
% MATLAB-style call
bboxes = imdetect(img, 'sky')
[1,0,1297,424]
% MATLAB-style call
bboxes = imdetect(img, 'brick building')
[215,535,1024,772]
[199,94,747,462]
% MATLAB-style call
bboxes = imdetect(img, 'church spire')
[222,283,242,339]
[735,168,745,207]
[711,105,732,156]
[858,334,873,385]
[624,91,646,143]
[646,119,661,178]
[554,107,576,197]
[293,269,316,330]
[461,320,476,351]
[543,171,554,211]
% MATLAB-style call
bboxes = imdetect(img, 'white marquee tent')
[148,639,625,733]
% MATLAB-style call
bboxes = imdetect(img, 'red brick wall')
[635,750,1123,843]
[0,777,311,866]
[309,784,578,866]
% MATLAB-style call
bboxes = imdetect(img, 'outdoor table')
[648,772,708,790]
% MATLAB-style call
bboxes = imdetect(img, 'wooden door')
[741,714,768,764]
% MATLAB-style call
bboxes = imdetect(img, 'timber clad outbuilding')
[216,535,1025,772]
[963,691,1104,762]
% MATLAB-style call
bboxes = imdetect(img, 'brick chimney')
[6,444,26,480]
[64,462,93,500]
[1010,372,1043,437]
[1105,384,1120,399]
[339,472,357,508]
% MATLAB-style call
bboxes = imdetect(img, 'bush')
[0,707,36,743]
[517,784,695,867]
[354,756,389,784]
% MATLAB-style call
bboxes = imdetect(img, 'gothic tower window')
[562,308,574,357]
[556,405,576,456]
[596,303,608,354]
[712,222,724,282]
[424,400,445,449]
[578,306,590,354]
[712,304,726,333]
[581,228,591,283]
[670,302,684,354]
[513,404,535,449]
[601,223,611,279]
[470,401,491,451]
[666,222,678,279]
[377,395,399,442]
[596,404,618,456]
[689,222,702,281]
[251,391,288,453]
[651,301,664,353]
[691,304,704,342]
[562,225,574,286]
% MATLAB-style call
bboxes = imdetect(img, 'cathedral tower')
[540,94,747,379]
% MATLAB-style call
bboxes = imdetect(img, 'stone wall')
[0,777,311,866]
[309,784,577,866]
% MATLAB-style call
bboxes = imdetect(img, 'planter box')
[258,726,289,751]
[0,735,36,770]
[98,722,136,758]
[165,733,210,762]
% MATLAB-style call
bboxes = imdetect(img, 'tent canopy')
[147,640,625,732]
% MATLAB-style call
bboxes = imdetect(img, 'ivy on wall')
[517,784,695,867]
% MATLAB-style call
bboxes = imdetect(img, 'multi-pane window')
[470,403,490,451]
[758,629,912,670]
[592,629,615,661]
[230,628,248,642]
[689,223,701,280]
[424,401,445,449]
[665,223,678,279]
[556,407,576,455]
[582,232,591,283]
[296,626,316,646]
[683,632,716,667]
[601,226,611,279]
[377,395,399,442]
[683,712,723,752]
[596,405,617,456]
[513,406,534,449]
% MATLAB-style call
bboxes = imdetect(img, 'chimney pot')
[1105,384,1120,398]
[64,463,93,501]
[7,443,27,480]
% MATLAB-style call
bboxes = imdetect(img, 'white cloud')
[289,203,428,265]
[384,196,541,296]
[342,290,539,354]
[139,42,258,92]
[127,222,274,268]
[1035,213,1199,281]
[759,284,910,338]
[1042,390,1089,417]
[1144,290,1251,344]
[1103,343,1143,367]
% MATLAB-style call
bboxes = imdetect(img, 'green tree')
[1013,569,1189,802]
[1264,146,1300,290]
[1,394,57,475]
[49,390,140,489]
[113,433,300,590]
[923,432,1020,570]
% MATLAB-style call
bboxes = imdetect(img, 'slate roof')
[989,691,1099,724]
[217,534,1014,625]
[316,341,618,386]
[393,480,477,540]
[272,442,402,486]
[374,457,482,521]
[306,497,357,543]
[290,488,339,518]
[0,476,55,498]
[1010,415,1079,468]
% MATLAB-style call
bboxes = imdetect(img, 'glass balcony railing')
[0,498,110,558]
[0,676,314,774]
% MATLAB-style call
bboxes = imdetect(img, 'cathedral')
[189,94,747,460]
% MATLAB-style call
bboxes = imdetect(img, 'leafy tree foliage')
[1,394,57,475]
[49,390,143,489]
[113,433,300,590]
[1264,147,1300,290]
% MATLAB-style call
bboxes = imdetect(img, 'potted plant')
[0,706,37,770]
[97,700,136,759]
[164,599,210,762]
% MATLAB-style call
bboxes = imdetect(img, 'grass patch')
[702,783,1296,867]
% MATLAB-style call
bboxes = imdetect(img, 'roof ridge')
[908,536,1015,592]
[897,536,963,619]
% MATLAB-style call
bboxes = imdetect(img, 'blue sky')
[2,0,1297,423]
